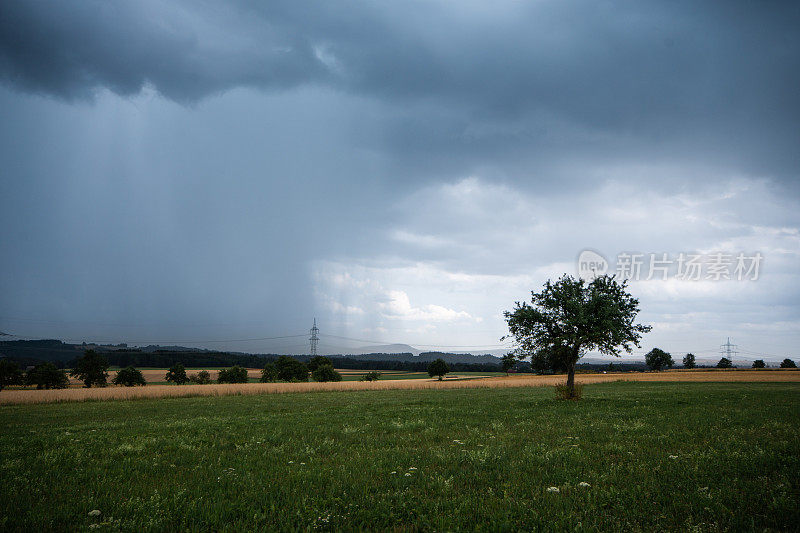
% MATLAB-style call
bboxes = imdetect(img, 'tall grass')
[1,369,797,405]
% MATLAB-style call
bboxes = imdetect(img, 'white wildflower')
[408,467,417,470]
[390,471,397,475]
[88,510,101,517]
[546,486,560,493]
[668,455,678,460]
[405,472,412,477]
[578,482,591,488]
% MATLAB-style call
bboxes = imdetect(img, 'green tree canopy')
[682,353,696,369]
[780,358,797,368]
[26,362,69,389]
[189,370,212,384]
[165,363,189,385]
[752,359,765,369]
[275,356,309,382]
[504,274,650,398]
[312,364,342,382]
[112,366,146,387]
[70,350,109,388]
[427,358,449,381]
[217,366,249,384]
[307,356,333,373]
[260,362,279,383]
[645,348,674,371]
[0,359,24,391]
[717,357,733,368]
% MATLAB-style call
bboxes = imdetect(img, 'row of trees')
[644,349,797,370]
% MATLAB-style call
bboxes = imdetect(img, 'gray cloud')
[2,1,799,178]
[0,1,798,356]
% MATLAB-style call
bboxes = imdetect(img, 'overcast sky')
[1,1,798,360]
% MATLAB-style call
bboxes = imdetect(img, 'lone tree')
[501,353,516,376]
[504,274,650,399]
[752,359,766,369]
[312,363,342,382]
[165,363,189,385]
[112,366,146,387]
[70,350,109,388]
[217,366,249,384]
[683,353,696,369]
[645,348,674,371]
[0,359,24,391]
[428,358,449,380]
[780,358,797,368]
[26,362,69,389]
[717,357,733,368]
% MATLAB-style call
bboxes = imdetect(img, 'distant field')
[2,369,797,405]
[1,382,797,531]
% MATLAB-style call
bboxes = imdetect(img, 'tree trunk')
[566,361,576,398]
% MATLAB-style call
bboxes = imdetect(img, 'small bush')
[189,370,212,384]
[260,363,278,383]
[752,359,766,369]
[112,366,146,387]
[217,366,249,384]
[312,364,342,382]
[554,382,583,400]
[360,371,381,382]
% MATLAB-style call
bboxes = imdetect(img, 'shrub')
[189,370,212,384]
[112,366,146,387]
[0,359,24,391]
[307,356,333,373]
[26,363,69,389]
[427,358,449,381]
[217,366,249,384]
[275,356,309,382]
[165,363,189,385]
[555,382,583,400]
[260,363,278,383]
[752,359,766,369]
[360,371,381,382]
[312,364,342,382]
[780,358,797,368]
[69,350,109,388]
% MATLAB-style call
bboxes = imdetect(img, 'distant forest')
[0,339,648,373]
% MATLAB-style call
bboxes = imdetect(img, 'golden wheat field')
[2,369,798,405]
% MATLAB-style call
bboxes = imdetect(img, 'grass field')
[1,382,798,531]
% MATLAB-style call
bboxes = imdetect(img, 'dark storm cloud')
[2,1,799,177]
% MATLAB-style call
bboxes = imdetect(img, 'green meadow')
[1,382,798,531]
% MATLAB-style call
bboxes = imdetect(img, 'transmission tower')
[309,318,319,357]
[720,337,738,359]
